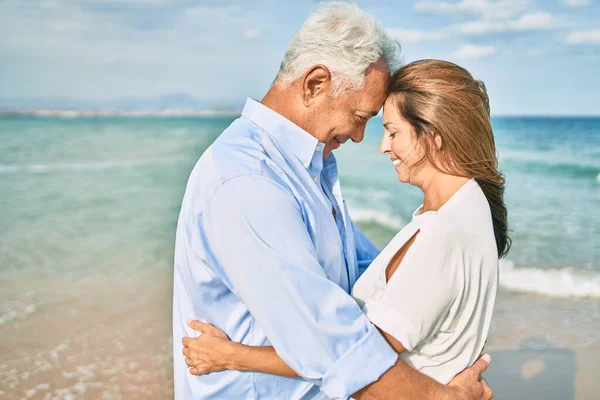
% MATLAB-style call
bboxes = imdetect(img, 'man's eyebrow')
[357,109,379,117]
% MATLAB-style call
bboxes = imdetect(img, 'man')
[173,2,493,399]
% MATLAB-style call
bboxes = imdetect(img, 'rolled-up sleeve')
[362,231,461,352]
[196,175,397,399]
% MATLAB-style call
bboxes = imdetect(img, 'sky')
[0,0,599,115]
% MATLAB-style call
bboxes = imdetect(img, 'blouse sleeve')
[361,229,464,351]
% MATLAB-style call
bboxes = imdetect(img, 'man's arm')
[354,356,492,400]
[195,175,398,398]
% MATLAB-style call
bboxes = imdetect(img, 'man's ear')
[302,65,331,106]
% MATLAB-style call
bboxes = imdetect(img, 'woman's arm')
[182,320,298,377]
[182,320,493,400]
[182,320,407,378]
[377,327,408,354]
[224,344,298,378]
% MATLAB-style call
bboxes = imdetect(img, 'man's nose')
[350,128,365,143]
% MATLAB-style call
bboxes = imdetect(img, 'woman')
[182,59,510,385]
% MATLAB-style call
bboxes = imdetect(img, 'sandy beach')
[485,348,600,400]
[1,270,599,399]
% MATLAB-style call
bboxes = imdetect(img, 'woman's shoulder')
[431,181,493,237]
[417,211,491,260]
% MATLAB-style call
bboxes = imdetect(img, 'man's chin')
[330,139,342,151]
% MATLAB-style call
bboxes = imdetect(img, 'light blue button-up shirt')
[173,99,398,399]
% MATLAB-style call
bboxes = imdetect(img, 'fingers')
[470,353,491,376]
[481,377,493,400]
[187,319,209,333]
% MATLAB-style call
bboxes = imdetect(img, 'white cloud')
[0,0,277,99]
[388,10,559,43]
[387,28,447,43]
[566,29,600,44]
[454,11,557,34]
[526,48,546,56]
[243,28,262,41]
[414,0,530,20]
[44,20,88,34]
[449,44,497,59]
[562,0,593,7]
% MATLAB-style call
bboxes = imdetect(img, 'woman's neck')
[420,172,471,213]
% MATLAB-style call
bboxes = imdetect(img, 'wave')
[348,207,405,230]
[500,154,599,180]
[499,260,600,299]
[500,150,600,169]
[0,162,129,173]
[0,302,36,326]
[0,159,181,174]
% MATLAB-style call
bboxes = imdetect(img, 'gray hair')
[275,1,401,96]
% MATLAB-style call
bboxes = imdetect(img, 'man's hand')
[445,354,493,400]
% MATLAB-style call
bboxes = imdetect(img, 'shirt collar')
[241,98,324,169]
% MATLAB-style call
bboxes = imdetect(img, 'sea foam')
[499,259,600,299]
[348,207,405,230]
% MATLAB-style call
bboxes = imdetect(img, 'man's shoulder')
[209,116,266,179]
[189,117,266,187]
[183,118,296,216]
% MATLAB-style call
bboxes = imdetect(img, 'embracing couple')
[173,2,508,399]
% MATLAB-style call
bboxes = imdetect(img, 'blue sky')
[0,0,599,115]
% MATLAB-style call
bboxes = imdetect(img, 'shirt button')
[303,162,309,169]
[313,176,318,182]
[316,145,322,152]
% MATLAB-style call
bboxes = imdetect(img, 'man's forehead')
[357,74,388,106]
[363,66,390,94]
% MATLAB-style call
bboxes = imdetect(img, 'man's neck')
[261,84,317,143]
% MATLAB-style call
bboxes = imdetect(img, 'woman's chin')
[397,174,410,183]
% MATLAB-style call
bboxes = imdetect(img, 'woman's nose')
[380,133,391,155]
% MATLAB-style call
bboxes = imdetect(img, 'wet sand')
[1,271,599,399]
[485,348,600,400]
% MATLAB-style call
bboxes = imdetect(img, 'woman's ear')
[433,132,443,150]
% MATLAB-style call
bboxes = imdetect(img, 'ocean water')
[0,115,599,398]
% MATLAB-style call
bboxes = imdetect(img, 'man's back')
[174,113,313,399]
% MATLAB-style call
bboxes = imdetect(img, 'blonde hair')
[389,59,511,257]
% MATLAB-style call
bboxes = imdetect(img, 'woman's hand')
[182,319,237,375]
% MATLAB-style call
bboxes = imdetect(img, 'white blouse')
[352,179,499,384]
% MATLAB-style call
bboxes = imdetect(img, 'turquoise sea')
[0,115,599,397]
